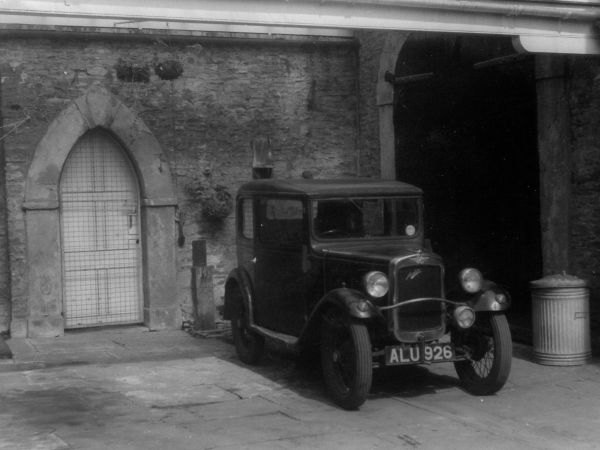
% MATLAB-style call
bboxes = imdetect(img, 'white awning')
[0,0,599,54]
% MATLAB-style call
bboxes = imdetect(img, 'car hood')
[313,241,437,264]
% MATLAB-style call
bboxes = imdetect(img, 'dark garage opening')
[394,33,542,330]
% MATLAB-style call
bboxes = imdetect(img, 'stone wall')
[5,29,597,334]
[0,33,360,331]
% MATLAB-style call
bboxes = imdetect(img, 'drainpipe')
[321,0,600,53]
[0,76,10,335]
[319,0,600,20]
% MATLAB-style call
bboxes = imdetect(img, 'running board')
[250,324,298,347]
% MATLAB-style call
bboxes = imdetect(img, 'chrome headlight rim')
[363,271,389,298]
[459,268,483,294]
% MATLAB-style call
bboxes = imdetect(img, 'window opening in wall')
[59,129,142,328]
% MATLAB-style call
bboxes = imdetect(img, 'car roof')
[238,178,423,197]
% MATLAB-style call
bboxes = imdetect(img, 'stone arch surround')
[376,31,408,180]
[18,85,179,337]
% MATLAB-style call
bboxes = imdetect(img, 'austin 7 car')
[224,179,512,409]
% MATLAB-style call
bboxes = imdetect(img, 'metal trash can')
[530,273,591,366]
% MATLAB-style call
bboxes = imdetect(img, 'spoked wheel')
[320,315,372,410]
[229,286,265,365]
[453,313,512,395]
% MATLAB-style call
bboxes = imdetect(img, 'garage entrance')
[394,33,542,314]
[60,129,142,328]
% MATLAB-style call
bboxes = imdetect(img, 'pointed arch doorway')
[60,129,142,328]
[19,86,179,338]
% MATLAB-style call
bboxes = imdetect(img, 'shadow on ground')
[215,335,461,408]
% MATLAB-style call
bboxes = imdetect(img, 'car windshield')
[312,197,420,239]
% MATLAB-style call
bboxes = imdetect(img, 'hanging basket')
[202,186,233,221]
[115,60,151,83]
[154,60,184,81]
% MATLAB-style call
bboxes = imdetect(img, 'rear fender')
[223,268,253,320]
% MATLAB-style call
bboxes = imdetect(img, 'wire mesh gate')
[60,129,142,328]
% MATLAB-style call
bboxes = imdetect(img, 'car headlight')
[453,305,476,329]
[459,268,483,294]
[364,271,389,298]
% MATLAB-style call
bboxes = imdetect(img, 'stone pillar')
[191,239,215,331]
[141,201,180,329]
[24,207,64,337]
[536,55,571,275]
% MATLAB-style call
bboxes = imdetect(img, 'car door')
[254,197,308,336]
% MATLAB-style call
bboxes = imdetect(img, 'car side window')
[258,198,305,246]
[241,198,254,239]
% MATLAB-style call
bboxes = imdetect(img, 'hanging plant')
[186,180,233,222]
[154,60,184,81]
[115,59,151,83]
[202,185,233,221]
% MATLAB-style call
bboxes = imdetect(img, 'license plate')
[385,343,455,365]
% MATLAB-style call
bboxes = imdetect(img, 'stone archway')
[19,85,179,337]
[389,33,541,313]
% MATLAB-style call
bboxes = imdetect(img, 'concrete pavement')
[1,326,599,449]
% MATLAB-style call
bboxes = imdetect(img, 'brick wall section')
[568,56,600,305]
[0,34,360,327]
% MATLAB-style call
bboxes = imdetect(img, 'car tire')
[453,312,512,395]
[229,286,265,365]
[320,315,372,410]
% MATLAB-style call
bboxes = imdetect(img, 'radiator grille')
[394,265,444,335]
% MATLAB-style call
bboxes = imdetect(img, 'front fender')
[469,282,511,312]
[298,288,383,346]
[316,287,381,320]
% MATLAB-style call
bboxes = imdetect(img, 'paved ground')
[0,326,599,449]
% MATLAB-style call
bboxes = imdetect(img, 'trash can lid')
[530,273,587,289]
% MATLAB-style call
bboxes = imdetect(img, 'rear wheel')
[453,313,512,395]
[228,285,265,365]
[320,315,372,410]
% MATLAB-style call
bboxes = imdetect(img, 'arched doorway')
[19,86,178,338]
[393,33,542,315]
[60,129,142,328]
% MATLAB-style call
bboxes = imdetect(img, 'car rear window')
[258,198,305,246]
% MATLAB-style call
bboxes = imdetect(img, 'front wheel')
[453,313,512,395]
[320,316,372,410]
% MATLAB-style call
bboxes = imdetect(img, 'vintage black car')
[224,179,512,409]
